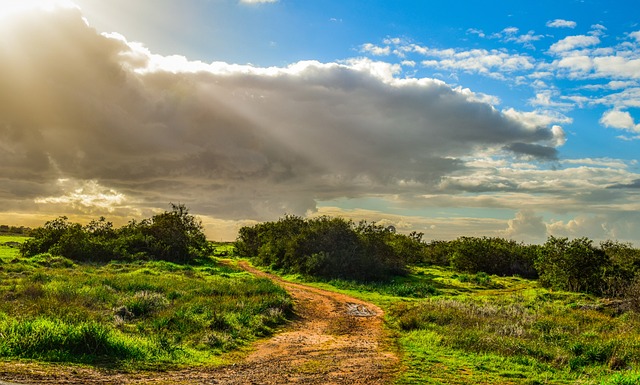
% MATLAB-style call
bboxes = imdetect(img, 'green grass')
[6,236,640,383]
[270,263,640,384]
[0,235,27,261]
[0,239,292,369]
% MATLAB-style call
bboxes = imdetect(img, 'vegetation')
[1,234,292,368]
[413,236,640,300]
[21,203,212,264]
[238,216,640,300]
[280,264,640,384]
[234,214,640,384]
[236,215,415,281]
[0,225,31,236]
[5,209,640,384]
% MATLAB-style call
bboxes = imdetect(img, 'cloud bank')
[1,6,638,244]
[0,8,564,221]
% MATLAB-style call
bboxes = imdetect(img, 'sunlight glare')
[0,0,77,18]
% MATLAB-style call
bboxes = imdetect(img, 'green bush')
[21,204,212,263]
[449,237,538,278]
[236,216,409,281]
[535,236,608,294]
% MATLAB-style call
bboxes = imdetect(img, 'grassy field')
[5,233,640,384]
[282,266,640,385]
[0,237,292,370]
[0,235,26,259]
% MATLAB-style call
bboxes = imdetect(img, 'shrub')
[21,204,212,263]
[449,237,538,278]
[236,216,409,281]
[535,236,608,294]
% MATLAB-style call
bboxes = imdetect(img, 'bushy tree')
[386,231,428,265]
[535,236,608,294]
[235,216,409,281]
[421,240,455,266]
[21,204,211,263]
[448,237,538,278]
[138,203,212,263]
[600,240,640,298]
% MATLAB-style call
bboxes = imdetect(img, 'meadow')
[291,267,640,385]
[5,209,640,385]
[0,236,292,370]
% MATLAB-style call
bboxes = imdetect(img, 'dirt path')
[0,262,400,384]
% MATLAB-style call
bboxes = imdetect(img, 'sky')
[0,0,639,244]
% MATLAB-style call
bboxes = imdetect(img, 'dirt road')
[0,262,399,384]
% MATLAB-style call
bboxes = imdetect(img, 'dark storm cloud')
[504,142,559,159]
[607,179,640,189]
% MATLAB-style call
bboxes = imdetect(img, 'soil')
[0,262,400,385]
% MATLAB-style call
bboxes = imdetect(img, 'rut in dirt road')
[0,262,400,385]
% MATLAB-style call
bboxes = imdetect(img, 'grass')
[0,235,26,260]
[0,238,292,370]
[5,236,640,384]
[271,263,640,384]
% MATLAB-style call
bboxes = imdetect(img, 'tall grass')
[391,295,640,371]
[0,316,151,363]
[0,241,292,368]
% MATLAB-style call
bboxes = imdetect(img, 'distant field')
[284,266,640,385]
[0,235,27,260]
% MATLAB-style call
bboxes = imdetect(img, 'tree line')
[20,208,640,300]
[236,216,640,299]
[0,225,31,236]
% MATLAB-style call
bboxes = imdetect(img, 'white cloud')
[547,213,640,243]
[549,35,600,53]
[502,27,519,34]
[34,179,127,213]
[502,210,547,243]
[591,87,640,109]
[498,27,544,48]
[528,91,574,110]
[581,80,639,90]
[502,108,571,129]
[590,24,607,36]
[600,109,640,133]
[557,55,593,72]
[592,56,640,79]
[509,31,544,46]
[420,48,535,78]
[467,28,485,38]
[401,60,416,67]
[362,39,536,79]
[360,43,391,56]
[546,19,577,28]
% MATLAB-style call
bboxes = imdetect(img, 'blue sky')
[0,0,639,243]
